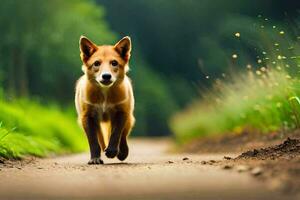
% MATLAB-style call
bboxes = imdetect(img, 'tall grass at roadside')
[0,98,86,159]
[171,69,299,143]
[171,18,300,143]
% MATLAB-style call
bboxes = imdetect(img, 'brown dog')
[75,36,135,164]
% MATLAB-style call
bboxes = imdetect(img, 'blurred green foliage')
[171,24,300,142]
[0,97,86,158]
[131,53,178,136]
[171,70,296,143]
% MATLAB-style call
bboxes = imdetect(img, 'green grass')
[171,69,300,143]
[0,98,86,159]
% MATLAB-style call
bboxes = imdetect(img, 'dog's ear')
[79,36,98,62]
[114,36,131,61]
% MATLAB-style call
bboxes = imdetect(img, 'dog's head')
[79,36,131,88]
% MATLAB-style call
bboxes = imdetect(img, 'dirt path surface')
[0,139,298,200]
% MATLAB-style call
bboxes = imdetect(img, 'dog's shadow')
[102,162,151,167]
[104,162,130,166]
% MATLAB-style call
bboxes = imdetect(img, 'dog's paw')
[105,147,119,158]
[117,150,128,161]
[117,145,129,161]
[88,157,104,165]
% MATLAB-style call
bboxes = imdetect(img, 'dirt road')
[0,139,297,200]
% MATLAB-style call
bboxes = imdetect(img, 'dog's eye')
[94,61,101,67]
[111,60,118,67]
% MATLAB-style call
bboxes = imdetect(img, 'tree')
[0,0,115,100]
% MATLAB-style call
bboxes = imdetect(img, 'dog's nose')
[102,73,112,80]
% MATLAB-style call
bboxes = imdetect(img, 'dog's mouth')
[99,80,113,86]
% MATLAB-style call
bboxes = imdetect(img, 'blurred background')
[0,0,299,158]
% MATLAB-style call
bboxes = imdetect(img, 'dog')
[75,36,135,164]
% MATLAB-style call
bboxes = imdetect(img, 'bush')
[171,69,299,143]
[0,98,86,159]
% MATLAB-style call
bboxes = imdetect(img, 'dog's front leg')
[82,113,103,164]
[105,111,127,158]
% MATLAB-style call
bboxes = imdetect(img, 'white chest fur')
[75,76,131,116]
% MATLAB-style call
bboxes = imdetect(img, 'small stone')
[37,167,43,169]
[223,156,232,160]
[17,167,22,170]
[251,167,263,176]
[167,161,174,164]
[182,157,189,161]
[236,165,250,172]
[222,165,233,170]
[209,160,216,163]
[201,161,207,165]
